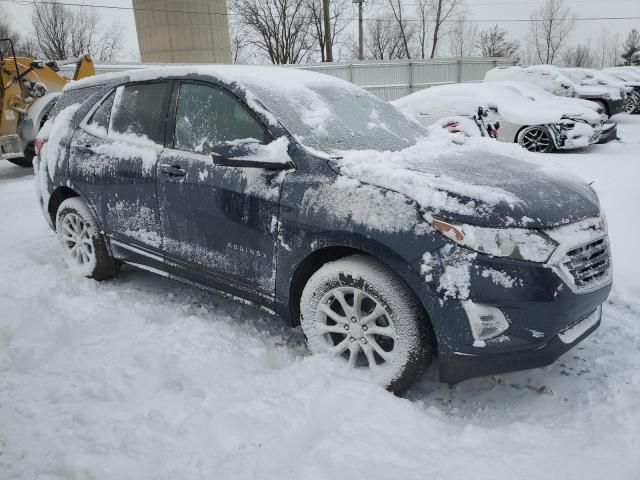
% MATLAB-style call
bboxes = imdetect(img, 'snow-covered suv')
[35,66,613,393]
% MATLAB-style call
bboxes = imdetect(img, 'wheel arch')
[285,245,439,356]
[47,186,79,228]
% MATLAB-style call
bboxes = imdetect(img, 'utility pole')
[357,0,364,60]
[322,0,334,62]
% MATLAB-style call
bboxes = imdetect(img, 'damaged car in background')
[561,68,640,115]
[485,65,627,118]
[393,81,615,153]
[34,66,612,394]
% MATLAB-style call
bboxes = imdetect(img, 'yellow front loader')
[1,38,95,167]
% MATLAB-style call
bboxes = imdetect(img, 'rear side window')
[173,83,267,155]
[87,91,115,133]
[51,86,100,118]
[109,83,167,143]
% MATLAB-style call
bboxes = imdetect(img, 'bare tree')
[366,16,406,60]
[232,0,314,64]
[387,0,413,59]
[305,0,349,62]
[415,0,432,59]
[430,0,462,58]
[477,24,520,58]
[0,13,37,57]
[448,13,477,57]
[595,29,621,68]
[561,44,595,67]
[31,2,122,62]
[527,0,575,65]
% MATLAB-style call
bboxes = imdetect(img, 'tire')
[7,143,35,168]
[517,126,555,153]
[300,255,433,394]
[623,94,639,114]
[8,158,33,168]
[56,197,120,280]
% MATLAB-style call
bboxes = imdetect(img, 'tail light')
[443,120,462,134]
[34,137,46,156]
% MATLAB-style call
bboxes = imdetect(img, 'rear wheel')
[56,197,120,280]
[518,126,555,153]
[300,255,433,394]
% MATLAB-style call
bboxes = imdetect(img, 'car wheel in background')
[518,126,555,153]
[623,94,639,114]
[56,197,120,280]
[300,255,433,394]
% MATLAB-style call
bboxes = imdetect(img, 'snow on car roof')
[65,64,360,94]
[392,82,603,126]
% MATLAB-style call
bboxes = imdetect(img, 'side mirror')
[210,138,294,171]
[212,152,292,170]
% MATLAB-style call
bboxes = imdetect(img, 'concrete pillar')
[132,0,231,64]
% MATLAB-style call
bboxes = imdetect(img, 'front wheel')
[518,126,555,153]
[623,94,638,114]
[300,255,433,394]
[56,197,120,280]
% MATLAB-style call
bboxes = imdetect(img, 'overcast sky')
[3,0,639,62]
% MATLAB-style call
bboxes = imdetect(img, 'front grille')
[563,237,611,289]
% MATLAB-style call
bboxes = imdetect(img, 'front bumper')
[597,122,618,144]
[439,304,605,384]
[605,97,625,117]
[412,229,612,384]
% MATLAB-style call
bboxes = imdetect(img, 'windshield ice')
[249,84,427,153]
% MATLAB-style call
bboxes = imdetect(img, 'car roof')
[63,64,357,95]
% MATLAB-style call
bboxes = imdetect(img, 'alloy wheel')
[60,212,96,267]
[315,286,398,371]
[623,95,638,114]
[520,126,554,153]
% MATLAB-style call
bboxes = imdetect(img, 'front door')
[157,81,287,304]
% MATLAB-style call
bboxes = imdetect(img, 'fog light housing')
[463,301,510,346]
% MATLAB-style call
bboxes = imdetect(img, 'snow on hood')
[392,82,604,126]
[333,129,600,229]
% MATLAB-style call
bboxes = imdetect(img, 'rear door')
[70,81,171,264]
[157,81,286,304]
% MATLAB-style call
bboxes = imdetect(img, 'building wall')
[132,0,230,64]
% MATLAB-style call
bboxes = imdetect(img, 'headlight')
[431,218,558,263]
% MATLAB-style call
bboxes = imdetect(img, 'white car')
[561,68,639,114]
[485,65,626,117]
[392,81,614,153]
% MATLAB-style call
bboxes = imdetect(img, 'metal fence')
[293,57,517,101]
[76,56,516,102]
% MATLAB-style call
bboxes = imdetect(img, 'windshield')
[250,84,428,153]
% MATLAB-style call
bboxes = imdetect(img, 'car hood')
[334,142,600,229]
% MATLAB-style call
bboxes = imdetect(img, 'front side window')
[173,83,267,155]
[109,83,167,143]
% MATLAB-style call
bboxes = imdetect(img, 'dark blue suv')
[35,66,612,393]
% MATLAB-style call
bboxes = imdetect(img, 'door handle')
[75,144,96,154]
[160,164,186,177]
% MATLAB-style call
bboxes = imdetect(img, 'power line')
[2,0,639,23]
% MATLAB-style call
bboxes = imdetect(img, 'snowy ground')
[1,116,639,480]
